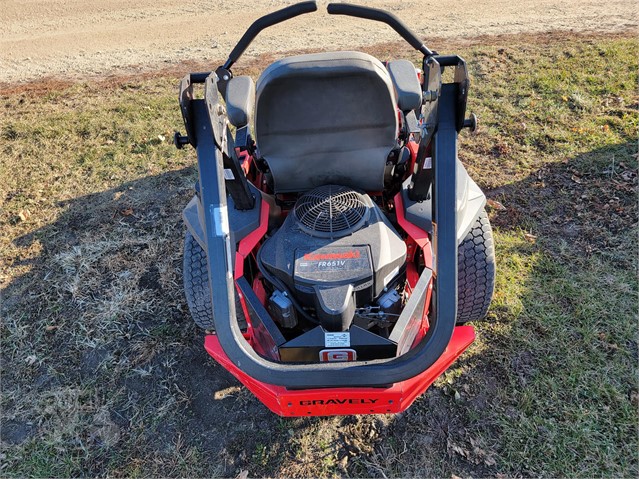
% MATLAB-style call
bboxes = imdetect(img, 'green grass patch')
[1,32,637,478]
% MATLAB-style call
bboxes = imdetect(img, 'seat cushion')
[387,59,423,112]
[225,76,255,128]
[255,51,398,193]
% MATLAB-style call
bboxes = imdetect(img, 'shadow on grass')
[2,140,636,478]
[433,139,638,477]
[2,166,240,477]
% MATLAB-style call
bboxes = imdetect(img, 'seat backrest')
[255,51,398,193]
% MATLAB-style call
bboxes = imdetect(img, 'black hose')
[255,244,320,325]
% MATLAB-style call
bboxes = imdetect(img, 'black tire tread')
[456,209,496,323]
[183,231,247,330]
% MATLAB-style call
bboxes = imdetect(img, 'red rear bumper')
[205,325,475,416]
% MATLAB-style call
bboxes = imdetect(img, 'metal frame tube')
[193,80,459,388]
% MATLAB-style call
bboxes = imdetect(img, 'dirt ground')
[1,0,637,83]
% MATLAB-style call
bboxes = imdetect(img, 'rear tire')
[456,209,496,324]
[182,230,247,330]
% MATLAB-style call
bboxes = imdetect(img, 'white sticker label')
[423,157,432,169]
[223,168,235,180]
[324,332,350,348]
[211,205,229,237]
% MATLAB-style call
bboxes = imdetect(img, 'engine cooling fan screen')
[293,185,369,238]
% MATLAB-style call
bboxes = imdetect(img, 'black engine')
[260,185,407,331]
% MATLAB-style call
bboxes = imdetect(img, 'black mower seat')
[255,51,398,193]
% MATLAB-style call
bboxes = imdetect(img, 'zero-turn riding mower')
[175,1,495,416]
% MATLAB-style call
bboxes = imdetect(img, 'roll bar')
[182,71,462,388]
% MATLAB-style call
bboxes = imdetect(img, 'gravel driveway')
[1,0,636,83]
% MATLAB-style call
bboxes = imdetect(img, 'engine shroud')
[260,185,407,331]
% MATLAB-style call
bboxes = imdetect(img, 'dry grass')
[1,32,638,477]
